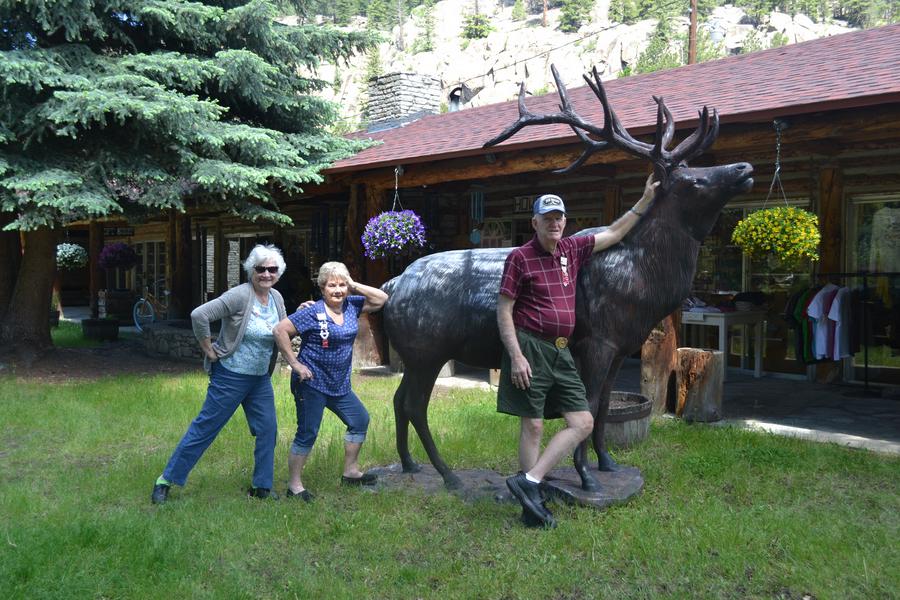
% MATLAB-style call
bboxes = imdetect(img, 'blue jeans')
[290,382,369,455]
[163,362,277,489]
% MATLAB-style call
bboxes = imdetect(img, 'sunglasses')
[254,266,279,274]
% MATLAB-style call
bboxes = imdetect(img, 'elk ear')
[652,162,668,190]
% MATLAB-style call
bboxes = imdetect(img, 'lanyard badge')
[560,255,570,287]
[316,312,329,348]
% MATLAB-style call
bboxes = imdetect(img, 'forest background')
[285,0,899,131]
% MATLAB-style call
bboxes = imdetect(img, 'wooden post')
[88,221,103,319]
[676,347,723,422]
[363,184,389,287]
[817,165,843,382]
[169,212,192,319]
[357,184,388,365]
[641,311,681,414]
[343,184,364,280]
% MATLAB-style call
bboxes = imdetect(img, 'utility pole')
[688,0,698,64]
[396,0,405,50]
[543,0,548,27]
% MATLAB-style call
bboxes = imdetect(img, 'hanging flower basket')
[361,210,427,259]
[731,206,820,266]
[56,243,88,270]
[98,242,138,270]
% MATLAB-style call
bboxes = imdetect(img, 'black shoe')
[247,487,279,500]
[506,472,556,528]
[341,472,377,486]
[286,489,314,503]
[151,483,170,505]
[520,501,557,529]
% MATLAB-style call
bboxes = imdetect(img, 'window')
[134,241,166,296]
[847,195,900,383]
[693,200,814,372]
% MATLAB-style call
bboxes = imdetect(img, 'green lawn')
[1,371,897,599]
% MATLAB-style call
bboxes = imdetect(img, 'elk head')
[483,65,753,240]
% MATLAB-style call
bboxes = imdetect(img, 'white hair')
[317,261,351,288]
[243,244,286,277]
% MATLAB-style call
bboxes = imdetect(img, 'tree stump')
[641,312,680,414]
[675,347,723,422]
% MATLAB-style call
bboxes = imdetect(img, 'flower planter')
[81,318,120,341]
[604,391,652,449]
[362,210,427,259]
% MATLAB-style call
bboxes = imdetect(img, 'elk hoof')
[443,473,464,490]
[401,461,422,474]
[580,476,601,493]
[598,451,623,472]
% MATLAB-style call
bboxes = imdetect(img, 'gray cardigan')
[191,282,287,375]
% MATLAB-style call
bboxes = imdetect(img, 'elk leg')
[405,363,464,490]
[572,344,617,491]
[593,357,624,472]
[393,374,420,473]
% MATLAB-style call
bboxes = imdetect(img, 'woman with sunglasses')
[272,261,388,501]
[151,244,288,504]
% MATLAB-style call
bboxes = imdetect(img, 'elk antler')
[483,64,720,185]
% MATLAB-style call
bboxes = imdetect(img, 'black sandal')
[340,472,377,486]
[286,489,314,502]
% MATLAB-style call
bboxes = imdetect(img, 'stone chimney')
[365,72,441,132]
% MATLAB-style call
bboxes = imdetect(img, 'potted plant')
[98,242,138,271]
[56,242,88,270]
[361,210,427,259]
[731,206,820,269]
[81,314,120,341]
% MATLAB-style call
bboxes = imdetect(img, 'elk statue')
[381,65,753,491]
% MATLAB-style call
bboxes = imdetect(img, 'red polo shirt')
[499,234,594,339]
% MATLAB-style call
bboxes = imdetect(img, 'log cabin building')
[67,23,900,386]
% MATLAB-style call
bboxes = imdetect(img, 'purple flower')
[98,242,138,270]
[361,210,427,259]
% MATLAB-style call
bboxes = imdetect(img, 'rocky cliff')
[286,0,856,129]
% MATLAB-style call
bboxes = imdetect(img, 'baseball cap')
[533,194,567,215]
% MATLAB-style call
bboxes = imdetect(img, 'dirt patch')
[0,339,200,383]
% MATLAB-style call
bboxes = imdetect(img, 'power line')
[332,1,689,124]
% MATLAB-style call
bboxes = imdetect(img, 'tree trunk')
[675,347,723,422]
[640,312,681,414]
[0,214,22,322]
[0,227,57,360]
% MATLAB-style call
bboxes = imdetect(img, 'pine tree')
[367,0,390,29]
[413,0,437,53]
[512,0,527,20]
[634,17,681,74]
[0,0,376,354]
[559,0,595,32]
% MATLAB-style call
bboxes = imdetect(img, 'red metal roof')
[328,24,900,174]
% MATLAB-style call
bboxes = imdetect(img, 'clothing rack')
[815,270,900,397]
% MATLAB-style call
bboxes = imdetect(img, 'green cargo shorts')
[497,329,589,419]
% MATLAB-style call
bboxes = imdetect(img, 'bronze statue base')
[367,463,643,509]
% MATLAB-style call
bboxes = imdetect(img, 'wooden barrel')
[604,391,653,449]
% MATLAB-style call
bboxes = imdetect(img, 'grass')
[51,320,103,348]
[52,320,141,348]
[1,371,898,599]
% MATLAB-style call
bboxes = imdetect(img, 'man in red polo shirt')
[499,175,658,528]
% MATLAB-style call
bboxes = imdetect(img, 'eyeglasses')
[254,266,279,274]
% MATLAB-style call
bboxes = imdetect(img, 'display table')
[681,310,766,381]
